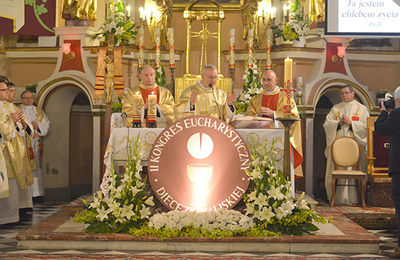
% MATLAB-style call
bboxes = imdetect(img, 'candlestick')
[229,28,235,69]
[284,57,293,88]
[248,29,254,68]
[155,27,161,68]
[133,92,142,128]
[138,26,144,68]
[147,93,157,128]
[168,27,175,68]
[266,28,273,70]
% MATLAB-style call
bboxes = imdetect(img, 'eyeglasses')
[0,89,9,92]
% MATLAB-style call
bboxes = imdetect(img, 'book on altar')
[230,115,274,129]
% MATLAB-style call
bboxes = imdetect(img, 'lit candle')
[168,27,175,68]
[133,92,142,126]
[138,26,144,68]
[284,57,293,88]
[147,92,157,127]
[248,29,253,68]
[155,27,161,68]
[126,5,131,18]
[229,28,235,68]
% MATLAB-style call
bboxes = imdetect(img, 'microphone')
[210,83,222,120]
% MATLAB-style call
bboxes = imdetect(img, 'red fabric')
[59,40,84,73]
[139,87,159,104]
[323,42,347,75]
[373,132,390,167]
[28,147,34,160]
[261,94,279,118]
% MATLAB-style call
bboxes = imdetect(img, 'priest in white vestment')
[323,85,369,205]
[19,90,50,198]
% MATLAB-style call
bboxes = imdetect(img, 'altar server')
[19,90,50,199]
[323,85,369,205]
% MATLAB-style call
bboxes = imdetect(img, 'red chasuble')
[261,94,279,117]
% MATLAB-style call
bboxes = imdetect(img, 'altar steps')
[16,202,384,255]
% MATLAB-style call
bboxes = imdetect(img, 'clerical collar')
[139,83,157,90]
[264,86,280,95]
[197,81,212,90]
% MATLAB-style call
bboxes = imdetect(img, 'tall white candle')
[229,28,235,68]
[155,27,161,68]
[168,27,175,68]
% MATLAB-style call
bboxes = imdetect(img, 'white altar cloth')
[101,114,288,192]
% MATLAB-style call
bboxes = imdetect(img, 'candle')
[284,57,293,88]
[138,26,144,68]
[147,93,157,127]
[126,5,131,18]
[266,28,273,70]
[168,27,175,68]
[155,27,161,68]
[133,92,142,126]
[229,28,235,68]
[248,29,253,68]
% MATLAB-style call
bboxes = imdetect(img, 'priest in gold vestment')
[0,81,33,224]
[176,65,236,122]
[122,66,175,128]
[3,82,34,210]
[323,85,369,205]
[246,70,303,178]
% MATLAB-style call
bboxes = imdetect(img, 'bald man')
[122,66,175,128]
[246,69,303,178]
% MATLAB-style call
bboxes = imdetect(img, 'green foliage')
[234,61,263,114]
[25,83,38,94]
[130,224,278,240]
[73,136,154,233]
[111,97,123,113]
[94,1,138,46]
[155,66,166,87]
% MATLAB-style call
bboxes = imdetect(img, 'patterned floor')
[0,201,396,259]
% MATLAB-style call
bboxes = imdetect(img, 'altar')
[103,114,285,185]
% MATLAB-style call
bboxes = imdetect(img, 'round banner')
[148,116,251,212]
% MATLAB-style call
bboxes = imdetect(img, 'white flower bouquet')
[244,141,327,235]
[94,1,137,46]
[235,63,263,114]
[74,136,154,233]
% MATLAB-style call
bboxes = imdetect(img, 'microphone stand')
[210,83,222,120]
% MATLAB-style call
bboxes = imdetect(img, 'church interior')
[0,0,400,258]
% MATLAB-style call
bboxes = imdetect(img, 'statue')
[240,0,258,44]
[309,0,325,22]
[147,0,173,47]
[62,0,97,22]
[104,55,114,104]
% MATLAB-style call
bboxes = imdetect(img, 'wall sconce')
[332,46,346,63]
[62,42,75,61]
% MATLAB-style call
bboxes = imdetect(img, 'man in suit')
[374,86,400,258]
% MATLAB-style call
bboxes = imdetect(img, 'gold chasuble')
[0,102,33,190]
[246,88,303,177]
[177,82,231,122]
[122,84,175,127]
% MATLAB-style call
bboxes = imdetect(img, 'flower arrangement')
[94,0,137,46]
[234,63,263,114]
[74,135,328,237]
[74,136,154,233]
[275,0,313,42]
[244,141,328,235]
[155,65,166,87]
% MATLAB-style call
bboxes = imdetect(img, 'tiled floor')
[0,200,396,259]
